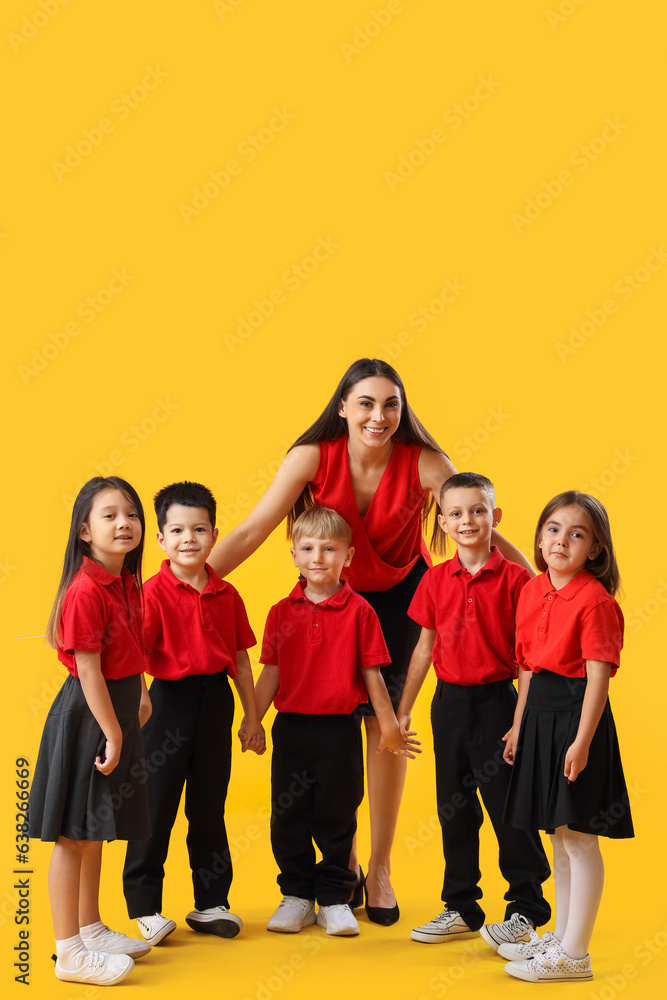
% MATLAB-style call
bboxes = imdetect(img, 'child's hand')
[397,712,412,739]
[95,737,122,775]
[378,728,421,759]
[238,720,266,755]
[564,741,588,783]
[502,726,519,765]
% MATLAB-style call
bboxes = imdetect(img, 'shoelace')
[86,951,106,971]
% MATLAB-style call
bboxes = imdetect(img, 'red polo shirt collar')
[82,555,135,589]
[541,568,595,600]
[449,545,504,578]
[158,558,227,594]
[288,579,354,608]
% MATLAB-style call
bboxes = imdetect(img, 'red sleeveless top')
[310,437,432,592]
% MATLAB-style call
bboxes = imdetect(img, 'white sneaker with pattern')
[504,943,593,982]
[498,929,559,960]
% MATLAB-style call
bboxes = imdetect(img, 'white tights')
[550,826,604,958]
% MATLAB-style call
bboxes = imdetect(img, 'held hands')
[95,736,122,775]
[564,740,589,783]
[378,725,421,759]
[502,726,519,765]
[238,719,266,755]
[397,712,412,740]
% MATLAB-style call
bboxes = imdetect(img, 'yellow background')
[2,1,665,997]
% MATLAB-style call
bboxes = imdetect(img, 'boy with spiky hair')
[123,481,264,944]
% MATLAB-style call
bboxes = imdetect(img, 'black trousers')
[123,673,235,917]
[432,678,551,930]
[270,713,364,906]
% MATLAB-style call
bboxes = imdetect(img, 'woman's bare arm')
[208,444,320,578]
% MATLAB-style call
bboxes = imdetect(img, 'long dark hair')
[46,477,146,648]
[287,359,449,552]
[534,491,621,596]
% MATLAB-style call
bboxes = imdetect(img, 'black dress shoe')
[350,867,365,910]
[364,883,400,925]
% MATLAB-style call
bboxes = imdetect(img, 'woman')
[209,358,531,924]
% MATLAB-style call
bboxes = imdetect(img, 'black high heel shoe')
[364,881,400,926]
[350,867,365,909]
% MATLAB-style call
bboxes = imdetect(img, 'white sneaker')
[410,908,473,943]
[480,912,533,952]
[505,943,593,982]
[136,912,177,945]
[55,950,134,985]
[316,904,360,936]
[81,923,151,958]
[498,929,559,960]
[185,905,243,938]
[267,896,316,933]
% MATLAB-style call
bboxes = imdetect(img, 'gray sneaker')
[410,908,473,943]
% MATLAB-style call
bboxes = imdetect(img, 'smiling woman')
[208,358,531,923]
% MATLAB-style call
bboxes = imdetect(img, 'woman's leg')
[363,716,408,908]
[559,829,604,958]
[549,827,571,942]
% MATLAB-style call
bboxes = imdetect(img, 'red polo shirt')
[260,580,390,714]
[408,547,530,685]
[143,560,256,680]
[516,569,624,678]
[58,556,146,680]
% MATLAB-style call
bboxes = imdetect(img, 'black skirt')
[503,669,634,839]
[29,674,151,843]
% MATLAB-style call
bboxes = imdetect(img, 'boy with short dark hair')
[255,506,420,937]
[123,481,264,944]
[397,473,551,954]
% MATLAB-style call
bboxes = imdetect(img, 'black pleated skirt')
[503,669,634,839]
[29,673,151,843]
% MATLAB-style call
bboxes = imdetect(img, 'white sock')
[79,919,108,940]
[55,933,88,968]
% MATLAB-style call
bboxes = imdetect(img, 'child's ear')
[157,531,167,552]
[80,522,91,542]
[211,527,219,546]
[344,545,355,567]
[588,538,602,561]
[290,547,298,567]
[492,507,502,528]
[437,512,449,534]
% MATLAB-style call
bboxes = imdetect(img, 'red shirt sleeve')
[233,590,257,650]
[260,604,281,665]
[580,597,624,673]
[142,588,162,656]
[407,571,435,629]
[61,587,105,654]
[356,602,391,669]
